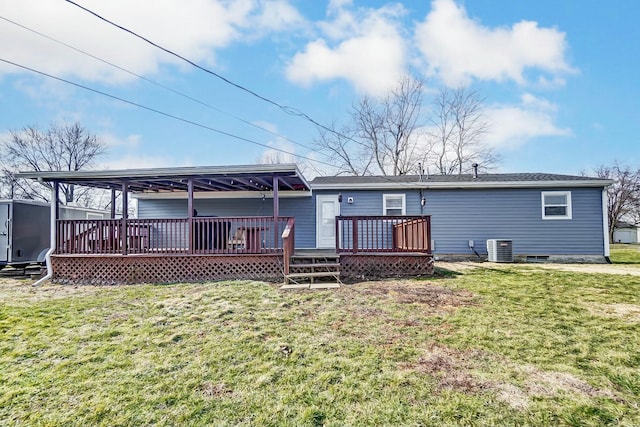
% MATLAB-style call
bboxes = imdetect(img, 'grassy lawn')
[1,264,640,426]
[610,243,640,264]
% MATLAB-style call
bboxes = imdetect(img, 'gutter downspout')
[34,181,58,286]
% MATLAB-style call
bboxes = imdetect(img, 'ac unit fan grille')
[486,239,513,262]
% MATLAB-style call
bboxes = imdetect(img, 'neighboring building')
[17,164,612,285]
[613,222,639,244]
[0,199,109,266]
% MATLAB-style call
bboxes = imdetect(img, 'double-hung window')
[383,194,406,215]
[541,191,572,219]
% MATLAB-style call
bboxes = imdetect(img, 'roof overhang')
[311,179,614,190]
[17,164,312,194]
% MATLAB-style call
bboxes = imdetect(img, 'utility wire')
[0,57,335,168]
[63,0,364,147]
[3,56,433,189]
[3,8,424,187]
[0,14,319,154]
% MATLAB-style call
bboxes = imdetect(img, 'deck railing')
[336,215,431,254]
[55,216,292,255]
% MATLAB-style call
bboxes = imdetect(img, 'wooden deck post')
[352,217,358,253]
[121,180,128,255]
[188,178,194,254]
[110,189,116,219]
[52,181,59,253]
[273,175,279,251]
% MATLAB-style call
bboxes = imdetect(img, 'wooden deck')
[50,215,433,285]
[56,216,291,255]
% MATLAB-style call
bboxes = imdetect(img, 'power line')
[3,56,431,189]
[3,8,422,186]
[0,57,336,168]
[64,0,348,140]
[0,14,320,154]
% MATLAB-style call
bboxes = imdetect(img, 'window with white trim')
[541,191,572,219]
[383,194,406,215]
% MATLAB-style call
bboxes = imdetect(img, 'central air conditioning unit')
[486,239,513,262]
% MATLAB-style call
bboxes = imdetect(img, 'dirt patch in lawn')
[341,280,476,315]
[407,343,489,393]
[586,302,640,322]
[404,343,618,409]
[198,382,233,399]
[496,364,619,410]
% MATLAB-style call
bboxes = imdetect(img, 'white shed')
[613,222,639,244]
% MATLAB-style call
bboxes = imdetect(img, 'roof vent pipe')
[472,163,479,179]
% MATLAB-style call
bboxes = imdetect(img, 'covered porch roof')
[17,164,311,229]
[17,164,311,193]
[16,163,311,194]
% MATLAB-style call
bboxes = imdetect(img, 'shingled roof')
[311,173,612,189]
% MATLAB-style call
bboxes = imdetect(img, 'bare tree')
[424,87,497,175]
[317,75,425,176]
[0,123,106,204]
[316,77,498,176]
[591,162,640,240]
[316,123,373,176]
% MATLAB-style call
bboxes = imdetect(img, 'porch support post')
[110,189,116,219]
[188,178,194,254]
[273,175,279,249]
[121,180,129,255]
[51,181,59,252]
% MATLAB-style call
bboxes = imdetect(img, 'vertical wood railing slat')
[336,215,431,254]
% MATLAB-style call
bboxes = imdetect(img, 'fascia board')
[17,163,301,180]
[133,190,313,200]
[311,180,614,190]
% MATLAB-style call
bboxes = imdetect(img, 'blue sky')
[0,0,638,177]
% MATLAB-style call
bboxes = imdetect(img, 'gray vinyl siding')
[316,190,423,251]
[424,187,605,255]
[138,186,606,256]
[137,196,316,249]
[315,187,605,256]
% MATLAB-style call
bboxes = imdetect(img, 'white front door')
[316,195,340,248]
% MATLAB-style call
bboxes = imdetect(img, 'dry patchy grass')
[1,266,639,426]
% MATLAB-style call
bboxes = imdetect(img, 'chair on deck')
[228,228,246,250]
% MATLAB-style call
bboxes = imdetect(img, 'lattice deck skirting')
[51,254,283,285]
[340,253,434,281]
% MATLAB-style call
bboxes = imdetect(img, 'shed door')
[316,195,340,248]
[613,229,634,244]
[0,204,9,262]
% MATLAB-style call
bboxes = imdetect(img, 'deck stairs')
[282,251,341,289]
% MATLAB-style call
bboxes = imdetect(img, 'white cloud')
[286,3,407,96]
[0,0,302,84]
[415,0,573,86]
[99,133,142,148]
[484,94,571,148]
[251,0,305,33]
[256,134,298,164]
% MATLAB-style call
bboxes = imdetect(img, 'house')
[17,164,612,285]
[0,199,110,267]
[613,222,639,244]
[312,170,613,263]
